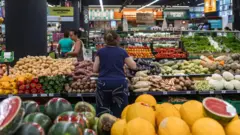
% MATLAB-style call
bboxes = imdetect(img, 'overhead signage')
[204,0,217,13]
[136,13,154,24]
[208,20,222,29]
[164,10,189,20]
[48,7,74,16]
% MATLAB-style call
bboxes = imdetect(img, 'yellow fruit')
[225,119,240,135]
[126,102,155,127]
[231,115,239,122]
[135,94,157,106]
[192,118,225,135]
[155,103,173,112]
[111,119,127,135]
[121,105,130,119]
[174,104,182,111]
[180,100,204,127]
[158,117,191,135]
[124,117,155,135]
[156,103,181,126]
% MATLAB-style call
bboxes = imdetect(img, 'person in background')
[200,18,211,30]
[58,31,73,58]
[66,30,84,61]
[93,30,137,117]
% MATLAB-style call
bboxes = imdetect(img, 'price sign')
[163,91,168,95]
[186,91,191,94]
[40,94,48,97]
[221,90,226,94]
[237,90,240,93]
[136,13,154,24]
[0,51,14,62]
[8,94,13,97]
[32,94,38,97]
[49,93,54,97]
[209,91,214,94]
[77,93,82,97]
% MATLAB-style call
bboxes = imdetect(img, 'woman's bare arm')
[93,56,100,73]
[125,57,137,70]
[66,41,81,57]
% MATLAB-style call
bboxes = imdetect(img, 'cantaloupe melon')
[121,105,130,119]
[158,117,190,135]
[124,118,155,135]
[135,94,157,106]
[156,104,181,126]
[111,119,126,135]
[126,102,155,127]
[192,118,225,135]
[180,100,205,127]
[225,119,240,135]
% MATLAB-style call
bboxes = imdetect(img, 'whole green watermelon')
[55,111,87,129]
[14,123,45,135]
[22,100,40,116]
[48,122,83,135]
[45,98,72,120]
[80,112,95,128]
[75,101,96,117]
[0,96,25,135]
[24,112,52,132]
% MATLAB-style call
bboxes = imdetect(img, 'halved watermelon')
[84,129,97,135]
[22,100,40,116]
[0,96,25,135]
[55,111,87,129]
[14,123,45,135]
[75,101,96,117]
[203,97,237,125]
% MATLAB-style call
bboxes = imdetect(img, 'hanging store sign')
[136,13,154,24]
[164,10,189,20]
[48,7,74,16]
[88,8,115,21]
[204,0,217,13]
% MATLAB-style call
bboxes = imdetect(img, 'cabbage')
[235,75,240,81]
[211,74,223,81]
[230,80,240,90]
[209,79,224,90]
[223,71,234,81]
[224,81,234,90]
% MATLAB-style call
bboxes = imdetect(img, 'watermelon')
[92,117,99,134]
[48,122,83,135]
[84,129,97,135]
[75,101,96,117]
[0,96,25,135]
[14,123,45,135]
[22,100,40,116]
[97,113,117,135]
[24,112,52,132]
[55,111,87,129]
[44,98,72,120]
[203,97,237,125]
[80,112,95,128]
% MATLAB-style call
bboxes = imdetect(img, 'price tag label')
[32,94,38,97]
[186,91,191,94]
[49,93,54,97]
[163,91,168,95]
[210,91,214,94]
[77,94,82,97]
[8,94,13,97]
[221,90,226,94]
[40,94,48,97]
[237,90,240,93]
[4,52,11,59]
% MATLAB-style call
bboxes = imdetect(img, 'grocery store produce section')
[0,30,240,135]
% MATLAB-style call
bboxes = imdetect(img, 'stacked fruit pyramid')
[0,96,117,135]
[111,94,240,135]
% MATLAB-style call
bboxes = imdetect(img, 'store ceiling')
[47,0,204,7]
[83,0,204,7]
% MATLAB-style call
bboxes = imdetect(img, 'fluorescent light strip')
[137,0,160,11]
[99,0,104,11]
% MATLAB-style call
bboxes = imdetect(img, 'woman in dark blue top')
[93,31,136,117]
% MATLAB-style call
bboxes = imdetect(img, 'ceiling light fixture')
[99,0,104,11]
[137,0,160,11]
